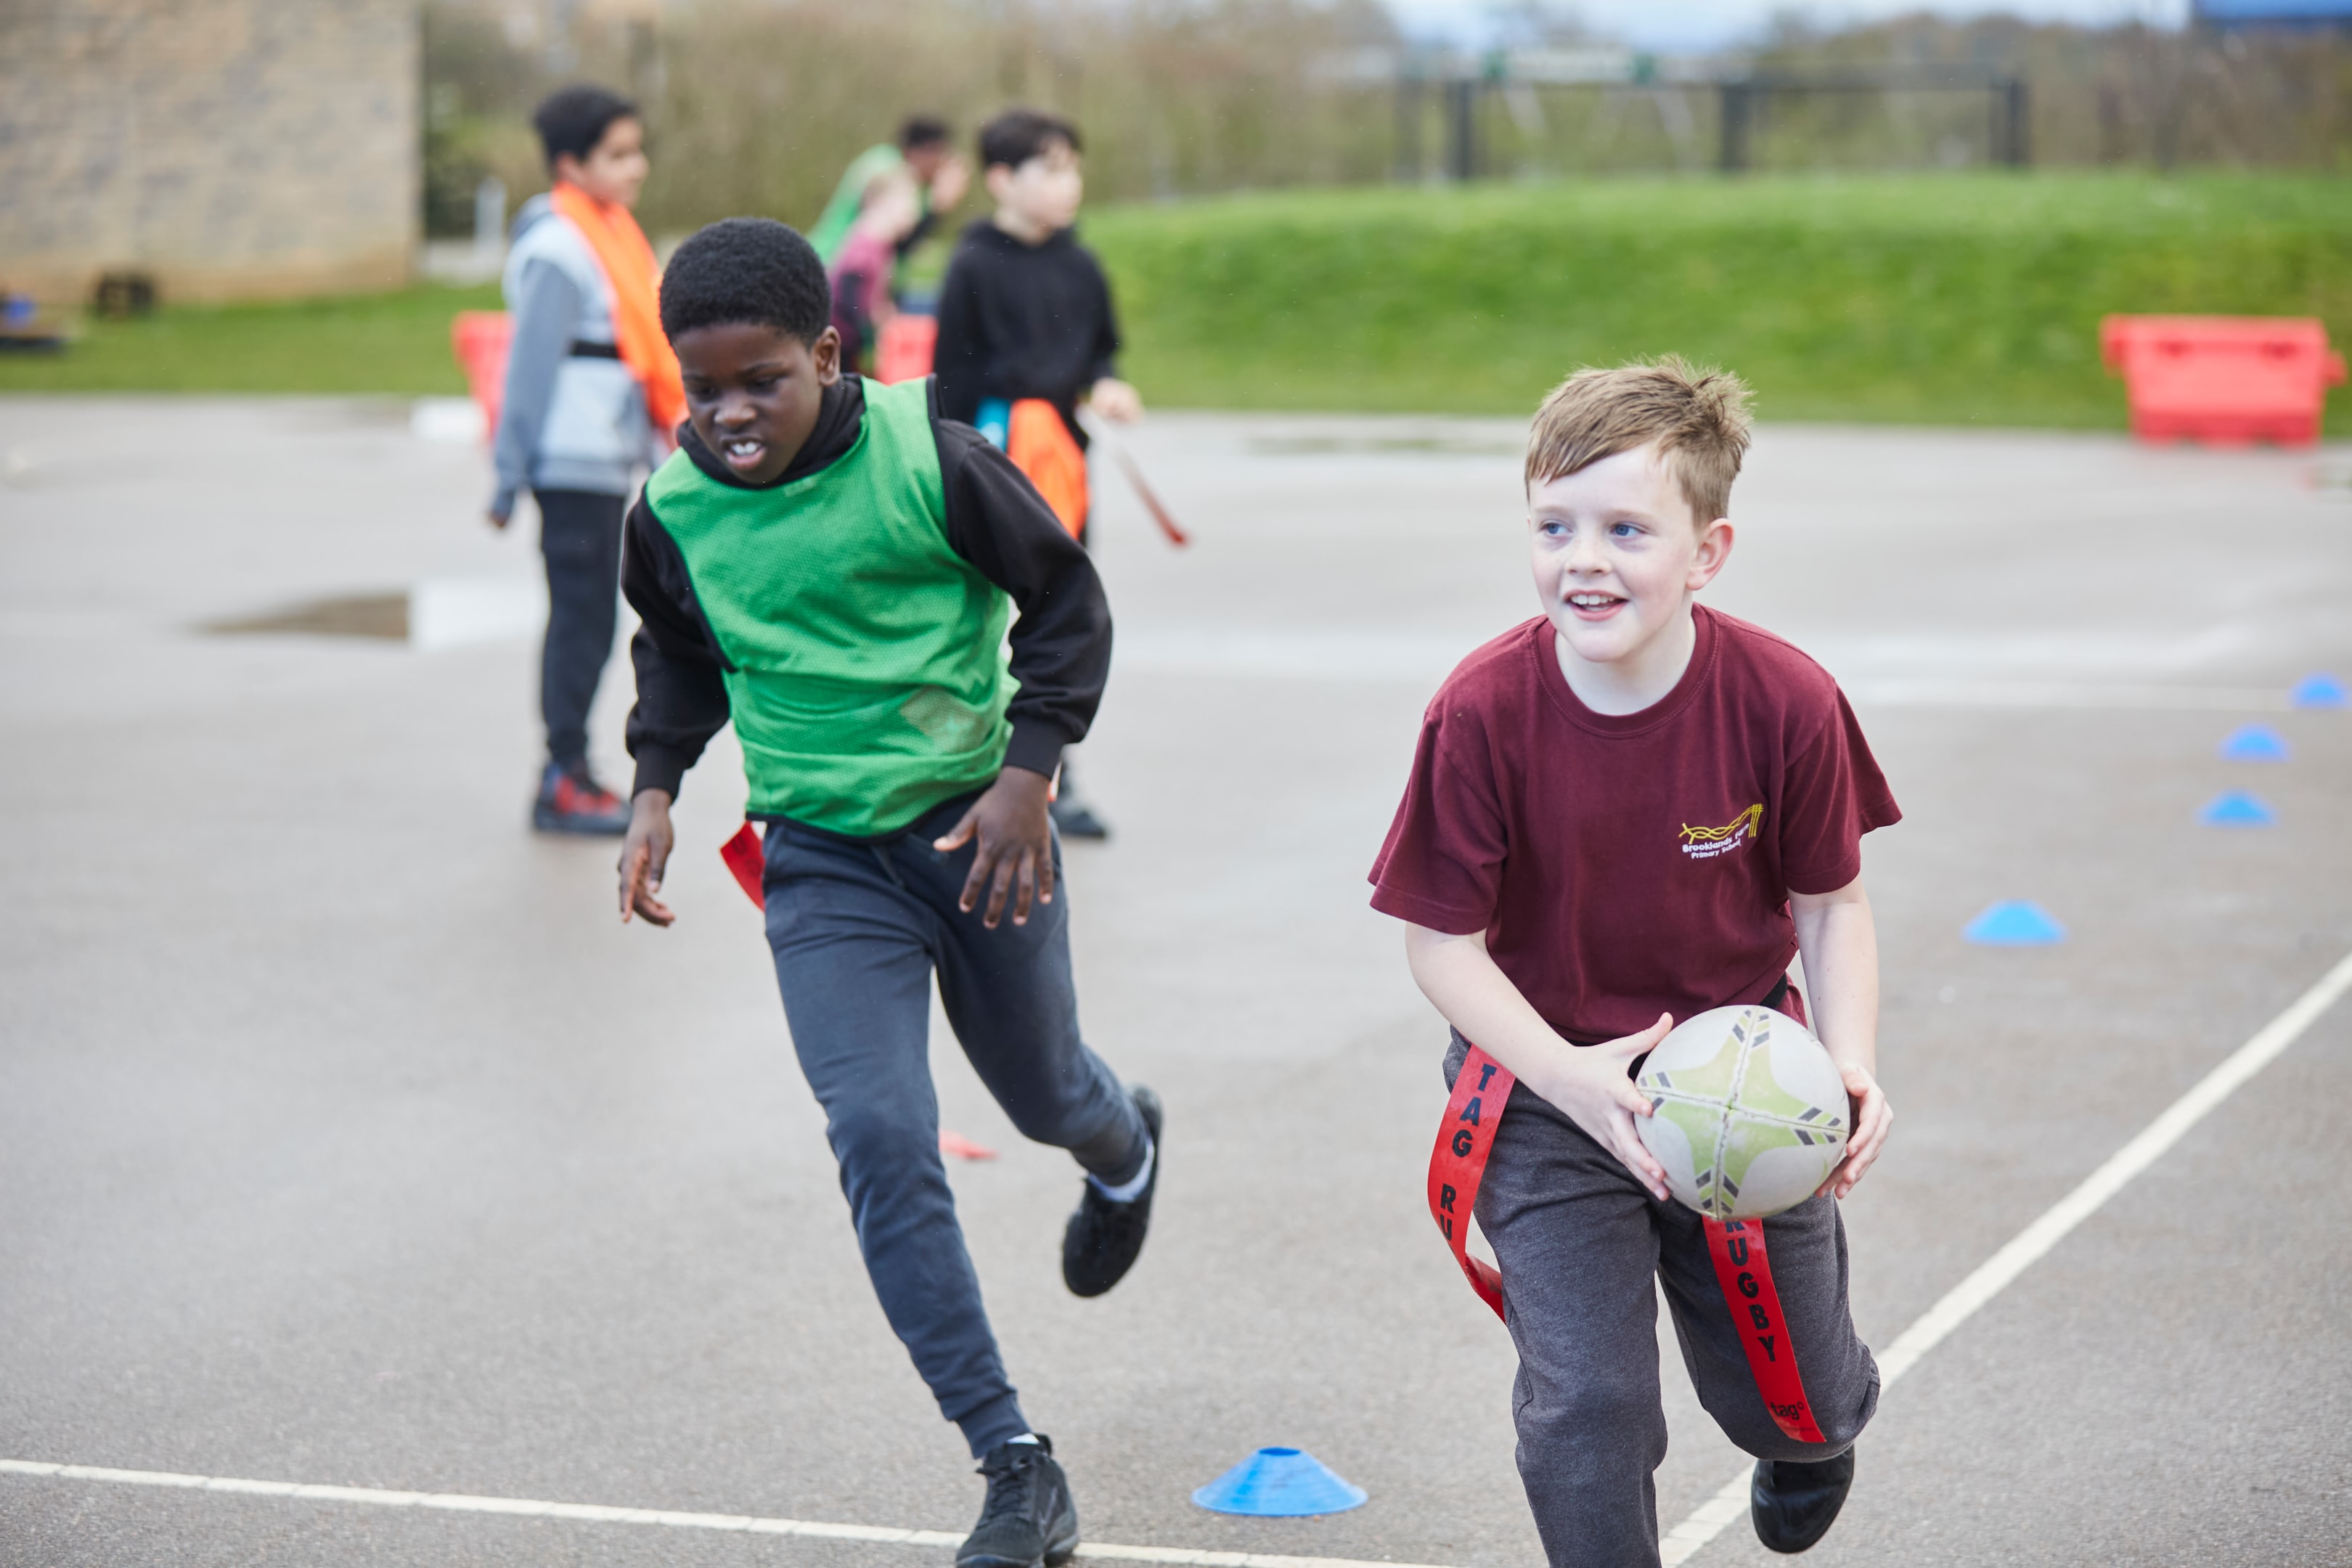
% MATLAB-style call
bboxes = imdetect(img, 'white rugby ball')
[1634,1004,1848,1220]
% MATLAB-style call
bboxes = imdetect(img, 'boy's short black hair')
[532,84,640,171]
[899,115,952,151]
[978,108,1082,172]
[658,218,831,346]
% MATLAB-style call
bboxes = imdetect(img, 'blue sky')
[1385,0,2192,52]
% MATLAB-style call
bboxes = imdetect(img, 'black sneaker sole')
[1750,1450,1855,1553]
[531,804,629,836]
[1061,1086,1161,1298]
[958,1440,1081,1568]
[1049,804,1109,840]
[959,1543,1074,1568]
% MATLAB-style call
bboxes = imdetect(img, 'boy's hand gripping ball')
[1635,1005,1847,1220]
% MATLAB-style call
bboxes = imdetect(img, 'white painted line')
[410,397,487,443]
[407,575,547,651]
[0,1458,1448,1568]
[20,951,2348,1566]
[1659,1471,1752,1566]
[1660,945,2352,1566]
[1110,628,2300,712]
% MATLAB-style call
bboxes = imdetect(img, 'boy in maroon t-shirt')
[1370,359,1899,1568]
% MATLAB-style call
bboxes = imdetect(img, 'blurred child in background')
[809,116,970,269]
[828,170,923,378]
[934,108,1140,841]
[491,83,684,835]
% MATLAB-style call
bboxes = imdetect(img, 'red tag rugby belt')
[1701,1213,1825,1442]
[1428,1049,1513,1318]
[1427,988,1826,1445]
[722,822,766,907]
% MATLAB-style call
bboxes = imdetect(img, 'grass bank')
[1088,172,2352,430]
[7,174,2349,431]
[0,282,498,396]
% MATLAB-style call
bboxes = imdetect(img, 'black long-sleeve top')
[933,220,1122,446]
[622,376,1112,809]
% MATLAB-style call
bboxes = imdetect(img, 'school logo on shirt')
[1679,804,1763,860]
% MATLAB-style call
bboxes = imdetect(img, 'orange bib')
[1006,399,1089,540]
[550,182,687,437]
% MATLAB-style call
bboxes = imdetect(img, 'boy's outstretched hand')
[1818,1061,1892,1201]
[618,788,677,927]
[933,767,1054,930]
[1521,1014,1675,1202]
[1087,377,1143,424]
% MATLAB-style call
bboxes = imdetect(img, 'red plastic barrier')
[451,310,513,441]
[875,312,936,385]
[2101,314,2345,447]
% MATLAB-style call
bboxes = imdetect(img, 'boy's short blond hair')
[1525,356,1755,524]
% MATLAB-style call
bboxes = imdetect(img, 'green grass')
[1087,171,2352,430]
[0,282,499,396]
[8,174,2351,431]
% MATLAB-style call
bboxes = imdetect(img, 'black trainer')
[1061,1086,1161,1297]
[1750,1447,1855,1554]
[957,1435,1079,1568]
[1049,793,1109,841]
[531,761,629,836]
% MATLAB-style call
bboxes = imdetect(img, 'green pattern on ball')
[1643,1012,1847,1220]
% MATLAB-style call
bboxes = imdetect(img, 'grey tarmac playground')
[3,398,2349,1567]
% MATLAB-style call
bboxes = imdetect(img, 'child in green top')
[807,116,970,266]
[616,218,1159,1568]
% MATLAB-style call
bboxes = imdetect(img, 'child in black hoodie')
[934,108,1141,840]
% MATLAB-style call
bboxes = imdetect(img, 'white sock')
[1008,1432,1042,1446]
[1087,1135,1153,1204]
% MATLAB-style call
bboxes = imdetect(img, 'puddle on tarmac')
[201,592,408,640]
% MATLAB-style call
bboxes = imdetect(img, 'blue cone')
[1193,1447,1368,1517]
[2200,790,2277,827]
[2290,672,2347,709]
[1963,901,2066,947]
[2218,723,2291,762]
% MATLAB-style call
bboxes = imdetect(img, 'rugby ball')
[1635,1005,1848,1220]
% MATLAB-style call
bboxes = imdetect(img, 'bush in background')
[420,0,2352,243]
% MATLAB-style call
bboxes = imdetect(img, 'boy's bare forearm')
[1789,878,1879,1074]
[1404,926,1579,1083]
[1790,876,1892,1199]
[1405,923,1674,1199]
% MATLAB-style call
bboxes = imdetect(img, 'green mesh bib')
[645,377,1013,836]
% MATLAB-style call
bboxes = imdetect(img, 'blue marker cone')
[1963,901,2066,947]
[2200,790,2277,827]
[2218,723,2290,762]
[2290,673,2347,709]
[1193,1447,1368,1517]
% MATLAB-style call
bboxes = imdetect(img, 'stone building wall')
[0,0,420,305]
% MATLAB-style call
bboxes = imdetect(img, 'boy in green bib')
[615,218,1159,1568]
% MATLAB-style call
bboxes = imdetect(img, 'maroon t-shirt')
[1369,606,1900,1044]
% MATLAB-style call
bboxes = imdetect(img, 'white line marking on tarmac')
[15,952,2351,1565]
[1110,631,2297,711]
[0,1458,1445,1568]
[1659,944,2352,1566]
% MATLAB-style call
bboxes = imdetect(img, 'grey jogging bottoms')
[1445,1034,1880,1568]
[762,792,1150,1456]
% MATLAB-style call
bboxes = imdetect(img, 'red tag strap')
[1427,1045,1515,1321]
[720,822,766,908]
[1426,989,1828,1445]
[1702,1216,1826,1442]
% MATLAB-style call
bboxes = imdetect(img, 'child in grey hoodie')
[491,84,667,834]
